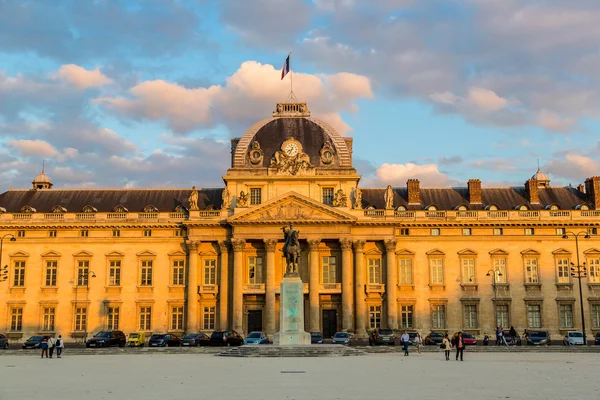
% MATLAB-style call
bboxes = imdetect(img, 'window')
[525,258,539,283]
[430,258,444,284]
[109,260,121,286]
[10,307,23,331]
[431,304,446,329]
[559,304,573,329]
[369,305,381,329]
[203,306,215,330]
[112,229,120,237]
[248,256,263,284]
[496,304,509,327]
[322,188,334,206]
[143,229,152,237]
[172,260,185,285]
[139,307,152,331]
[399,228,410,236]
[493,258,507,283]
[400,305,413,328]
[464,304,478,329]
[17,230,25,238]
[592,304,600,329]
[556,258,570,284]
[174,229,184,237]
[107,307,119,330]
[527,304,541,328]
[588,227,598,235]
[77,260,89,286]
[322,256,337,284]
[462,228,472,236]
[171,306,184,330]
[45,261,57,286]
[80,230,89,237]
[49,230,57,238]
[399,259,413,285]
[42,307,55,331]
[74,307,87,331]
[525,228,535,235]
[140,260,153,286]
[494,228,503,236]
[556,228,566,235]
[368,258,381,284]
[13,261,25,286]
[431,228,440,236]
[204,259,216,285]
[589,258,600,283]
[250,188,262,205]
[461,259,475,284]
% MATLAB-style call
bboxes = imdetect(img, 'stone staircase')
[217,344,365,357]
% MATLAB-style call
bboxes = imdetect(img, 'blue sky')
[1,0,599,189]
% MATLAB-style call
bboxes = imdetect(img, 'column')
[218,240,229,330]
[264,238,277,335]
[308,239,321,332]
[231,238,246,333]
[186,240,200,332]
[353,240,366,337]
[340,237,354,331]
[384,239,398,329]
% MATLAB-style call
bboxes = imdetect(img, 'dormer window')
[576,204,590,211]
[456,205,468,211]
[143,205,159,213]
[426,205,438,211]
[486,204,499,211]
[396,205,407,211]
[113,205,128,213]
[545,204,559,211]
[517,205,529,211]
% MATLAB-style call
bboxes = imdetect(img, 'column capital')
[218,240,229,254]
[353,240,366,252]
[307,239,321,251]
[185,240,201,251]
[263,238,278,252]
[339,237,353,250]
[384,238,397,252]
[231,238,246,252]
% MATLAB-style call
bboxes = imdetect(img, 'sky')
[1,0,600,190]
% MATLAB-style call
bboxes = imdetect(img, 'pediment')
[105,251,125,257]
[426,249,445,256]
[457,249,478,256]
[227,191,357,224]
[489,248,509,256]
[73,250,94,258]
[10,251,29,258]
[136,250,156,257]
[364,248,382,256]
[41,250,61,258]
[396,248,415,256]
[168,250,186,257]
[552,248,571,255]
[520,248,540,256]
[583,248,600,255]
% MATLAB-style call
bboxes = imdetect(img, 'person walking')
[455,332,464,361]
[48,336,56,359]
[523,329,529,346]
[40,337,49,359]
[415,333,423,355]
[55,335,64,358]
[509,326,517,346]
[495,326,502,346]
[400,330,410,356]
[442,334,451,361]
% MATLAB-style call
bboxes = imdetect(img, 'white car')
[564,331,584,345]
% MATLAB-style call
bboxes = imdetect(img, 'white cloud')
[6,139,58,157]
[467,87,508,111]
[375,162,451,186]
[53,64,113,89]
[547,151,600,181]
[536,109,577,133]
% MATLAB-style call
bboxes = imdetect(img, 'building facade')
[2,102,600,342]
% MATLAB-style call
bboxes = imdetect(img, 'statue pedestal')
[273,276,310,345]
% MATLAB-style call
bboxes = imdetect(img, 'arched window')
[456,205,468,211]
[426,205,438,211]
[517,204,529,211]
[366,205,376,210]
[545,204,559,211]
[51,205,67,213]
[576,204,590,211]
[82,205,97,213]
[113,205,128,213]
[19,205,36,213]
[143,205,159,213]
[486,204,499,211]
[396,205,407,211]
[174,205,188,213]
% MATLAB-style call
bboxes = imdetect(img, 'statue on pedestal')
[384,185,394,210]
[281,223,301,276]
[221,187,231,209]
[188,186,199,211]
[354,187,363,209]
[332,189,347,207]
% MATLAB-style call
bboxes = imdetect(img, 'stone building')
[1,102,600,343]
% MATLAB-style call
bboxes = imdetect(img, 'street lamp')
[486,269,503,330]
[562,231,591,345]
[74,270,96,341]
[0,234,17,283]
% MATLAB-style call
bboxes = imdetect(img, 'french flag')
[281,54,290,80]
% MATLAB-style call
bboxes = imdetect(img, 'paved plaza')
[1,352,598,400]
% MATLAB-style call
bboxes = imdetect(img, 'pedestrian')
[48,336,56,358]
[483,333,489,346]
[495,326,502,346]
[40,337,49,358]
[415,332,422,355]
[509,326,517,345]
[442,333,451,361]
[523,329,529,346]
[455,332,464,361]
[400,330,410,356]
[56,335,64,358]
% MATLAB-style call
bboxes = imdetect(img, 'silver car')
[565,331,584,345]
[332,332,350,345]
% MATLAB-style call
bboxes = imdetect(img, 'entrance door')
[247,310,262,333]
[322,309,338,338]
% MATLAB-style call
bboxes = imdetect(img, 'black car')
[425,332,444,345]
[0,334,9,349]
[369,328,396,346]
[86,331,126,348]
[149,334,182,347]
[182,333,209,347]
[22,335,50,349]
[209,330,244,346]
[595,332,600,345]
[526,330,550,345]
[310,332,323,344]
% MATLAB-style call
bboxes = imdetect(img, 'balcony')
[243,283,265,294]
[198,284,219,296]
[320,283,342,294]
[365,283,385,293]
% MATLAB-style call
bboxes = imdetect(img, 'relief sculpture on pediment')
[256,203,317,221]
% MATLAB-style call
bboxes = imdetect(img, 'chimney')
[407,179,420,205]
[525,179,539,204]
[585,176,600,209]
[468,179,482,204]
[577,183,585,192]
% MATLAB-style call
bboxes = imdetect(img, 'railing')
[518,210,540,218]
[169,212,187,219]
[44,213,64,220]
[364,210,385,217]
[198,211,221,218]
[138,212,158,219]
[581,210,600,217]
[107,213,127,220]
[486,211,508,218]
[549,211,570,217]
[456,211,477,218]
[394,211,416,218]
[425,211,446,218]
[76,213,96,220]
[12,213,32,220]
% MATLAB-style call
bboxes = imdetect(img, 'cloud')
[375,162,451,186]
[53,64,113,89]
[547,151,600,182]
[536,110,577,133]
[438,156,463,165]
[5,139,58,158]
[467,87,508,111]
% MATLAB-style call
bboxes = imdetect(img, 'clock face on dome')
[284,142,299,157]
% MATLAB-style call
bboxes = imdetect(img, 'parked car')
[0,334,9,349]
[182,333,210,347]
[310,332,323,344]
[332,332,350,345]
[407,332,418,346]
[127,332,146,347]
[244,331,270,345]
[595,332,600,345]
[564,331,584,345]
[461,333,477,346]
[369,328,395,346]
[22,335,50,349]
[424,332,444,346]
[502,331,521,346]
[149,334,182,347]
[209,330,244,347]
[526,330,550,345]
[86,331,126,348]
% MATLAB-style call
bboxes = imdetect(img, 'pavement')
[1,352,598,400]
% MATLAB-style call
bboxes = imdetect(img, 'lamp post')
[562,231,590,345]
[486,269,503,327]
[74,270,96,341]
[0,234,17,283]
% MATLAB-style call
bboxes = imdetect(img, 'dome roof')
[33,171,52,184]
[532,168,549,182]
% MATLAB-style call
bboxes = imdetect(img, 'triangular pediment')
[552,248,571,255]
[396,248,415,256]
[136,250,156,257]
[520,248,540,256]
[105,251,125,257]
[426,249,445,256]
[583,248,600,255]
[9,251,29,258]
[168,250,186,257]
[489,248,509,256]
[41,250,61,258]
[228,191,358,224]
[73,250,94,258]
[457,249,478,256]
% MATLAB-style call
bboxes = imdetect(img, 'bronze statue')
[281,223,301,276]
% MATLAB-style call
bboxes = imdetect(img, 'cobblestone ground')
[1,352,598,400]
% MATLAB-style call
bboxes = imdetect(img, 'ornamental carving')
[270,137,314,176]
[353,240,366,252]
[189,186,199,211]
[384,185,394,210]
[186,240,201,251]
[237,191,249,208]
[247,141,264,166]
[218,240,229,254]
[256,203,316,220]
[320,140,335,165]
[221,187,231,209]
[384,239,398,252]
[231,239,246,252]
[332,189,348,207]
[353,188,363,210]
[263,238,278,252]
[307,239,321,251]
[339,237,353,250]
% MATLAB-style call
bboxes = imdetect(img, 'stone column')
[353,240,366,337]
[308,239,321,332]
[384,239,398,330]
[218,240,229,330]
[264,238,277,335]
[231,238,246,333]
[340,237,354,331]
[186,240,200,332]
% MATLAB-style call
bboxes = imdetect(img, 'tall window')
[464,304,478,329]
[248,256,263,284]
[10,307,23,331]
[45,261,57,286]
[250,188,262,205]
[399,259,413,285]
[496,304,509,327]
[527,304,541,328]
[592,304,600,329]
[369,305,381,329]
[525,258,539,283]
[322,188,334,206]
[42,307,55,331]
[430,258,444,284]
[172,260,185,285]
[112,229,121,237]
[493,258,507,283]
[80,230,89,237]
[461,259,475,283]
[139,307,152,331]
[322,256,336,284]
[400,305,413,328]
[204,259,216,285]
[589,258,600,283]
[556,258,570,283]
[203,306,215,330]
[107,307,119,330]
[368,258,381,284]
[431,304,446,329]
[109,260,121,286]
[13,261,25,286]
[140,260,153,286]
[49,230,57,238]
[171,306,184,330]
[77,260,89,286]
[559,304,573,329]
[143,229,152,237]
[74,307,87,332]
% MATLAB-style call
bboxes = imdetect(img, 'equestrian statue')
[281,223,301,276]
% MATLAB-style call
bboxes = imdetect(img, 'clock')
[284,142,299,157]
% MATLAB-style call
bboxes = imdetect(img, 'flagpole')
[290,52,293,95]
